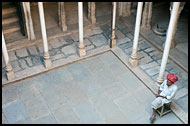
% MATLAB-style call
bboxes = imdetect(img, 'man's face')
[167,79,174,86]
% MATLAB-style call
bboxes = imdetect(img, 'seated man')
[150,73,178,123]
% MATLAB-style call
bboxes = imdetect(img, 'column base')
[44,58,52,69]
[129,57,138,67]
[6,70,15,80]
[90,17,96,24]
[61,25,67,32]
[110,38,116,48]
[157,77,164,85]
[78,48,86,57]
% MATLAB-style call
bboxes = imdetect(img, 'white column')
[111,2,117,48]
[38,2,52,68]
[129,2,143,67]
[78,2,86,57]
[22,2,36,40]
[2,32,15,80]
[157,2,180,85]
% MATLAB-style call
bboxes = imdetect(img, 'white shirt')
[159,80,178,103]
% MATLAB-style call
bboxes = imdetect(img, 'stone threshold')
[111,47,187,124]
[2,45,110,86]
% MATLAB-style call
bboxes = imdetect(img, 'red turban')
[167,73,178,83]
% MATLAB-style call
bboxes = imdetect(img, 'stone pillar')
[129,2,143,67]
[78,2,86,57]
[88,2,96,24]
[2,32,15,80]
[141,2,152,32]
[58,2,67,31]
[157,2,180,85]
[170,2,185,48]
[122,2,131,17]
[22,2,36,40]
[111,2,117,48]
[118,2,123,16]
[38,2,52,68]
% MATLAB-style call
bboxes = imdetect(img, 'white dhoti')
[151,97,164,109]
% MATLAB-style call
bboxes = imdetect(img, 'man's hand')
[155,94,160,97]
[155,94,167,99]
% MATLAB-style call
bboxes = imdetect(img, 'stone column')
[129,2,143,67]
[157,2,180,85]
[122,2,131,17]
[78,2,86,57]
[2,32,15,80]
[141,2,152,32]
[110,2,117,48]
[38,2,52,68]
[58,2,67,31]
[117,2,123,16]
[170,2,185,48]
[88,2,96,24]
[22,2,36,40]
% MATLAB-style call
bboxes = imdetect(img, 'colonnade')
[2,2,183,87]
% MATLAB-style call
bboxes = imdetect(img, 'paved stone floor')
[2,2,188,124]
[2,16,188,123]
[2,51,183,124]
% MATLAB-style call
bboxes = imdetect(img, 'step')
[2,12,18,20]
[2,16,19,25]
[2,2,15,9]
[2,2,12,6]
[3,22,21,35]
[2,7,17,16]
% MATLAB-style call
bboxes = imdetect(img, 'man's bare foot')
[150,114,156,123]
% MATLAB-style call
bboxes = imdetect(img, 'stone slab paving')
[2,17,187,124]
[2,51,183,124]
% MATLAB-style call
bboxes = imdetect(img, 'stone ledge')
[111,46,187,124]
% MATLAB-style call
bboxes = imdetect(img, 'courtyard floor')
[2,2,188,124]
[2,51,183,124]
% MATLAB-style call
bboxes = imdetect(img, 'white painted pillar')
[111,2,117,48]
[157,2,180,85]
[38,2,52,68]
[22,2,36,40]
[78,2,86,57]
[2,32,15,80]
[129,2,143,67]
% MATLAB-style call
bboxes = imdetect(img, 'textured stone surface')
[61,45,76,55]
[32,114,58,124]
[27,46,38,55]
[52,105,80,124]
[11,60,22,72]
[18,59,28,69]
[3,100,29,124]
[49,39,63,48]
[24,95,50,120]
[89,34,107,47]
[8,51,18,61]
[15,48,28,57]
